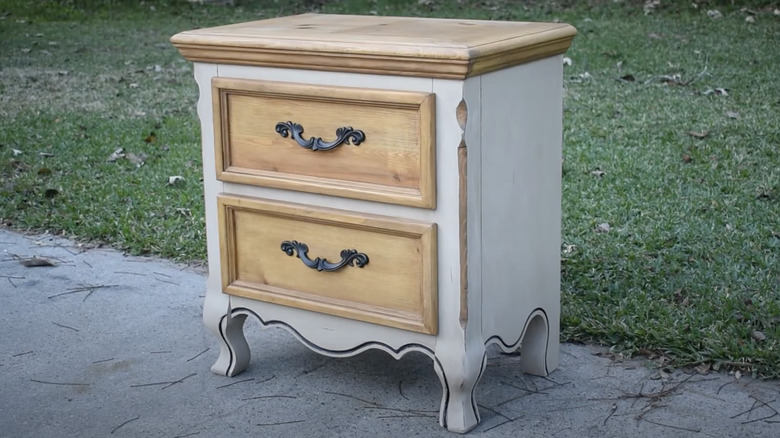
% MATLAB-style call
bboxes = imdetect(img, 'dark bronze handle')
[275,121,365,151]
[281,240,369,272]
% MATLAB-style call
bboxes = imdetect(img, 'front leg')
[433,346,487,433]
[204,293,250,377]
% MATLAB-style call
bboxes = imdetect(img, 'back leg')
[517,311,550,376]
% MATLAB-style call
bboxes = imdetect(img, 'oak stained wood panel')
[213,78,436,208]
[171,13,576,79]
[217,195,438,334]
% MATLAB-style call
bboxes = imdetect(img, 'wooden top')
[171,13,576,79]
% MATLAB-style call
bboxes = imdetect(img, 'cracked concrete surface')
[1,228,778,437]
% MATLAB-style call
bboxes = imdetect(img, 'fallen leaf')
[579,72,593,80]
[751,330,766,342]
[144,132,157,144]
[44,188,59,198]
[562,244,577,254]
[682,154,692,163]
[21,48,31,54]
[106,148,125,162]
[12,148,23,156]
[658,368,670,379]
[596,222,611,233]
[687,131,709,139]
[591,169,606,177]
[745,16,755,23]
[37,167,52,176]
[775,9,780,16]
[707,9,723,19]
[726,111,740,119]
[126,152,147,166]
[735,370,742,380]
[168,175,185,185]
[38,152,54,157]
[695,363,711,375]
[20,257,56,267]
[703,88,728,96]
[563,57,572,66]
[643,0,660,15]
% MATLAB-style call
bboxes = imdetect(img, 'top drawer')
[212,78,436,208]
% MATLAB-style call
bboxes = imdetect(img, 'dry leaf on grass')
[596,223,611,233]
[168,175,185,185]
[12,148,23,156]
[726,111,740,119]
[106,148,125,162]
[126,152,147,166]
[703,87,728,96]
[751,330,766,342]
[707,10,723,19]
[688,131,709,139]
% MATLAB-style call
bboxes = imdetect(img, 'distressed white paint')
[193,55,564,433]
[479,56,564,374]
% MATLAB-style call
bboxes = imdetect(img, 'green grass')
[1,0,779,376]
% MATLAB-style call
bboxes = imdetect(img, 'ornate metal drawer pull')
[275,121,365,151]
[281,240,369,272]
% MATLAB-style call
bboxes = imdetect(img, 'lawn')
[1,0,779,376]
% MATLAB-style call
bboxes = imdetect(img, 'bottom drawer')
[217,194,438,334]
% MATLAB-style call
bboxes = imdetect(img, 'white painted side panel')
[462,75,483,336]
[429,78,467,347]
[194,62,224,294]
[479,57,563,367]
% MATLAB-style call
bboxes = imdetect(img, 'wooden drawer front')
[218,195,438,334]
[212,78,436,208]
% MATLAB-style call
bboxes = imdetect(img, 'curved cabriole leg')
[517,312,551,376]
[206,308,250,377]
[433,349,487,433]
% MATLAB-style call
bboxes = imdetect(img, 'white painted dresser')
[172,14,575,433]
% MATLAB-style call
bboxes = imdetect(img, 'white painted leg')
[203,292,250,377]
[517,311,553,376]
[433,346,487,433]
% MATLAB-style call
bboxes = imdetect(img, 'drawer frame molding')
[212,78,436,208]
[218,195,438,335]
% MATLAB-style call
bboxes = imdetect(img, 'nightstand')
[172,14,575,433]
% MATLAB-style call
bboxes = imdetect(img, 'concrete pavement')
[1,228,778,437]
